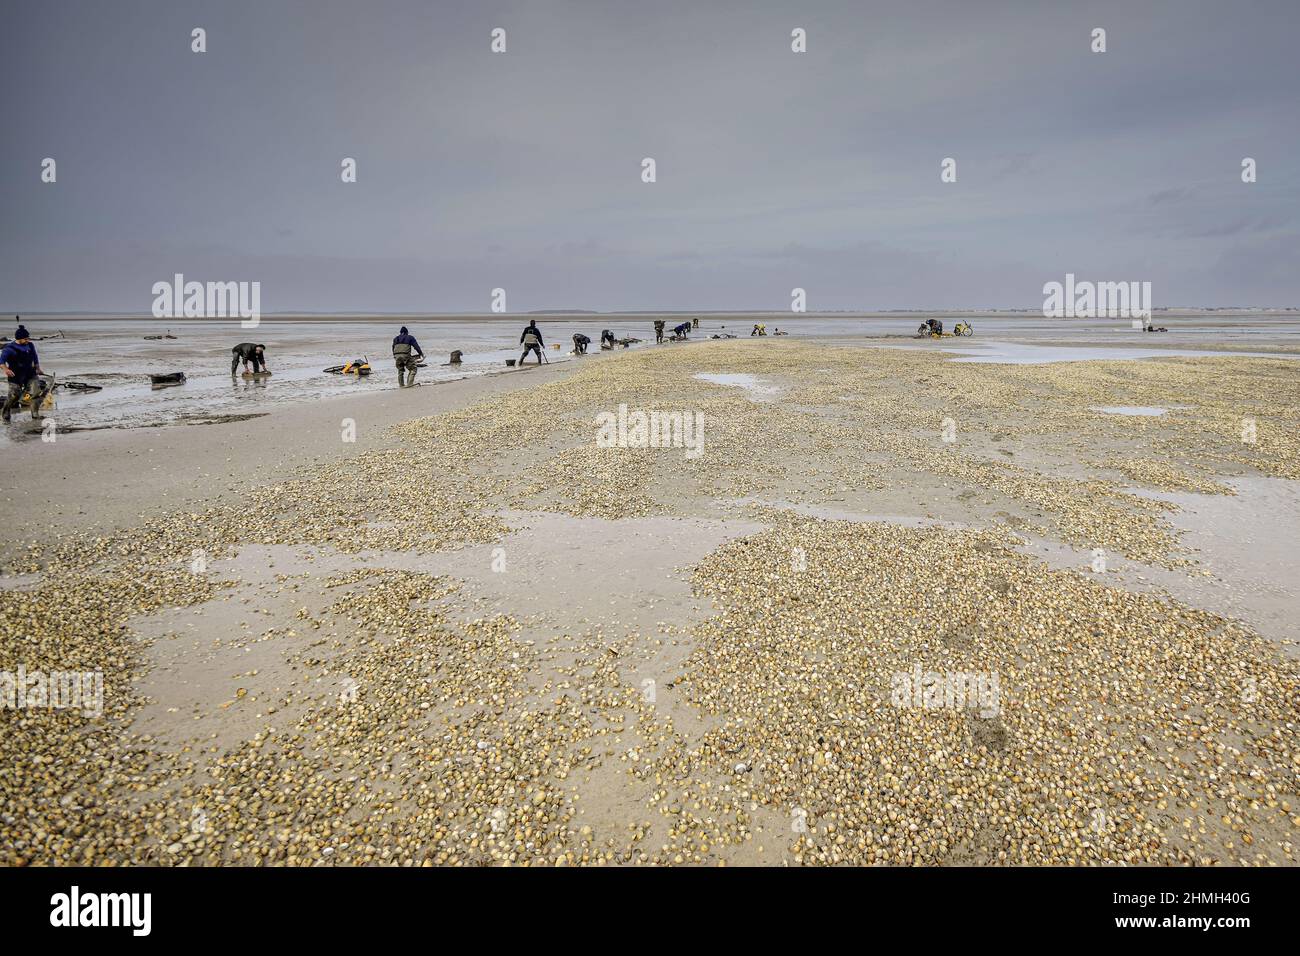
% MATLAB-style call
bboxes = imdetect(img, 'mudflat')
[2,339,1297,866]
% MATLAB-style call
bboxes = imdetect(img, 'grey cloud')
[3,0,1298,311]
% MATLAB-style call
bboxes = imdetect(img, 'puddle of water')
[1091,406,1168,416]
[735,487,1299,649]
[883,341,1300,365]
[726,497,969,529]
[1039,476,1300,649]
[0,572,42,591]
[693,373,782,399]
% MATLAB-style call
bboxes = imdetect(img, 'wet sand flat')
[1,339,1298,866]
[9,312,1300,435]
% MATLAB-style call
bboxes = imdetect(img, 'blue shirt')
[0,341,39,384]
[392,332,422,352]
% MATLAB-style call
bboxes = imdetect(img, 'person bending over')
[231,342,269,375]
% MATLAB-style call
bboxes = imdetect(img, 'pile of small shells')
[677,513,1298,864]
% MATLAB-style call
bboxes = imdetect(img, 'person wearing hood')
[392,326,425,386]
[572,332,591,355]
[519,321,545,365]
[1,325,47,422]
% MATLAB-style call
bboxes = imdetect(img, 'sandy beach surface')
[2,334,1298,866]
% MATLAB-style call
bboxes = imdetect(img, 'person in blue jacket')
[392,326,425,386]
[1,325,47,423]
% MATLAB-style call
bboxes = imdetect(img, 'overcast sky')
[3,0,1298,312]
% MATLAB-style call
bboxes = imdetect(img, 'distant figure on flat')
[654,319,665,344]
[392,326,425,386]
[519,321,545,365]
[572,332,590,355]
[1,325,48,423]
[231,342,269,375]
[601,329,616,350]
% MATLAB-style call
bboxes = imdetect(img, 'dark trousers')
[232,353,262,374]
[394,353,418,386]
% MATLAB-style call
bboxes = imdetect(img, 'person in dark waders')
[519,321,545,365]
[1,325,47,423]
[392,326,425,386]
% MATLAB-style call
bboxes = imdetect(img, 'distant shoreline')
[6,309,1299,323]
